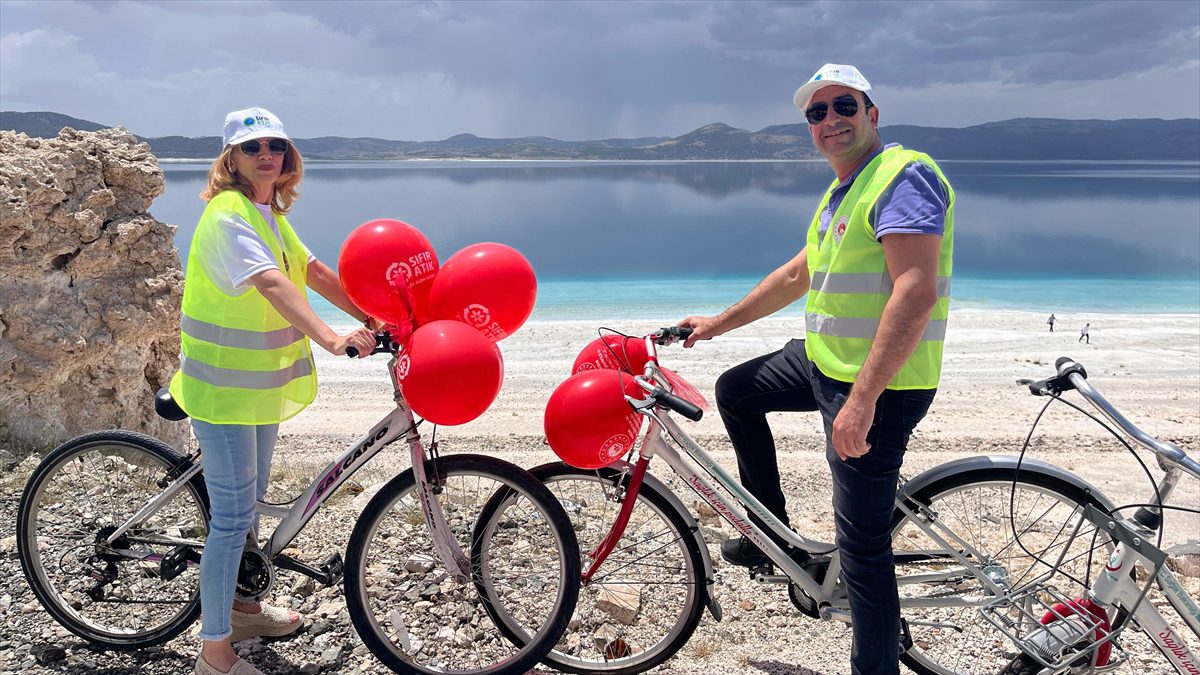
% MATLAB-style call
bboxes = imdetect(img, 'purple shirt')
[817,143,948,245]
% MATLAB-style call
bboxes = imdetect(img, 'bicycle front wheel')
[482,462,706,675]
[344,454,579,675]
[893,466,1119,675]
[17,430,209,649]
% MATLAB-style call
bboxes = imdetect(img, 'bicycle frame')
[103,356,473,580]
[582,336,1038,621]
[977,359,1200,673]
[1089,506,1200,673]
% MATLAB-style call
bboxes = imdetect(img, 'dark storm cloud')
[2,0,1197,138]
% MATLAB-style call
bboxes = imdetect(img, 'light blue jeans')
[191,419,279,641]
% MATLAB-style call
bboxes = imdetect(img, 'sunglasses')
[238,139,290,156]
[805,95,866,125]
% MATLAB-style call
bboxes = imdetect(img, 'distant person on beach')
[1080,322,1090,343]
[1048,313,1056,331]
[677,63,954,675]
[168,107,376,675]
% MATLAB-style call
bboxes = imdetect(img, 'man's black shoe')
[720,536,770,567]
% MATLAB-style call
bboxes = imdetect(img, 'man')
[678,63,954,675]
[1079,322,1090,343]
[1048,313,1056,331]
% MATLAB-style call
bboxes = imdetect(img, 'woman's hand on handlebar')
[677,316,722,348]
[327,327,376,358]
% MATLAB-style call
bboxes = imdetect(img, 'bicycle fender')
[634,467,723,623]
[897,455,1117,512]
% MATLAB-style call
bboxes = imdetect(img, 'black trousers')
[715,339,935,675]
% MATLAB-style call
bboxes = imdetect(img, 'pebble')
[2,433,1197,675]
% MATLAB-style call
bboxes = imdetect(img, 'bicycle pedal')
[160,545,201,582]
[750,565,789,584]
[320,552,344,586]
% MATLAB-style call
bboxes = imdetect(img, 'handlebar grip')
[656,388,703,421]
[1055,357,1087,380]
[655,326,694,345]
[346,333,398,359]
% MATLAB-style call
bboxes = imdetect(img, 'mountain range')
[3,110,1198,161]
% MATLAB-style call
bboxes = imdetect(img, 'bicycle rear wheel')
[479,462,707,675]
[893,466,1121,675]
[344,454,579,675]
[17,430,209,649]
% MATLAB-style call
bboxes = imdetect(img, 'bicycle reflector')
[544,370,644,469]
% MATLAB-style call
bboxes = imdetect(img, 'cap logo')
[814,74,822,81]
[243,117,255,126]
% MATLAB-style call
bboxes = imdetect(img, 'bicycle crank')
[787,555,831,618]
[235,546,274,602]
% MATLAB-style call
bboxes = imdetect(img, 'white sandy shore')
[3,310,1195,674]
[273,308,1199,673]
[302,309,1199,441]
[287,309,1200,545]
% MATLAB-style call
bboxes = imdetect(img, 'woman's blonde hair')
[200,141,304,214]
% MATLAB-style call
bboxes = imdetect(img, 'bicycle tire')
[479,462,707,675]
[893,466,1123,675]
[17,430,209,649]
[343,454,580,675]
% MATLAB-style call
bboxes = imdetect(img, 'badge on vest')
[832,215,849,246]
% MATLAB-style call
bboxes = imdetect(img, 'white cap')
[222,107,289,148]
[793,64,872,111]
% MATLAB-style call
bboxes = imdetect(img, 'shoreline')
[306,310,1200,441]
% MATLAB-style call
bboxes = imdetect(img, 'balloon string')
[388,275,418,344]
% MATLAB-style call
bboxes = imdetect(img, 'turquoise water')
[154,160,1200,321]
[306,275,1199,324]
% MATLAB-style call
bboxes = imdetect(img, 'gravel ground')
[1,430,1196,675]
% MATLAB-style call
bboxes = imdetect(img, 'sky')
[2,0,1198,141]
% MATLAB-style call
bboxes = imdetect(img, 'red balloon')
[395,320,503,426]
[544,370,644,470]
[428,243,536,341]
[571,335,651,376]
[338,219,439,326]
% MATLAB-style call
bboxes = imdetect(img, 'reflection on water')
[156,161,1200,280]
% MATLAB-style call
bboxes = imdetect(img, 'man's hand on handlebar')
[676,316,721,348]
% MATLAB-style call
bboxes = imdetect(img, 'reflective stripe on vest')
[806,314,948,341]
[810,271,952,297]
[180,315,306,350]
[180,356,314,390]
[803,146,955,389]
[168,190,316,424]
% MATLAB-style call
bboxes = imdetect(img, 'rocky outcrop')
[0,127,188,451]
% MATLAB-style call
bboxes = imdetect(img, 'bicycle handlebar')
[1030,356,1199,478]
[652,326,694,345]
[651,383,704,421]
[345,333,400,359]
[624,327,703,421]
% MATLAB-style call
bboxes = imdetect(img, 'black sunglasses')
[805,95,866,125]
[238,139,290,156]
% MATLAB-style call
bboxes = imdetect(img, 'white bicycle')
[990,357,1200,674]
[17,334,580,675]
[487,329,1198,675]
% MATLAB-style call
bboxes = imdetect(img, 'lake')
[152,160,1200,319]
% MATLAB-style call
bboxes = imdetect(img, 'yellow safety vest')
[168,190,316,424]
[804,146,955,389]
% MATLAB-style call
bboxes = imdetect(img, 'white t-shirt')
[198,202,316,296]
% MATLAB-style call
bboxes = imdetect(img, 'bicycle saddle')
[154,387,188,421]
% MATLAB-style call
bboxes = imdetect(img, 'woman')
[168,107,376,675]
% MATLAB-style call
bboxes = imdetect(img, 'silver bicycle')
[483,328,1194,675]
[989,357,1200,674]
[17,334,580,675]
